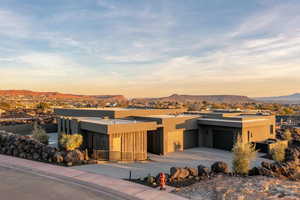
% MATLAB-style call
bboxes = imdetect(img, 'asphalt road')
[0,166,131,200]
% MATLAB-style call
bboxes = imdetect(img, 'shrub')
[283,129,292,141]
[271,143,287,162]
[32,122,49,145]
[232,136,257,175]
[60,134,83,151]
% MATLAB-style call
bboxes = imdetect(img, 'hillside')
[0,90,126,101]
[255,93,300,104]
[136,94,255,103]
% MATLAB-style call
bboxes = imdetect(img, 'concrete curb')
[0,155,187,200]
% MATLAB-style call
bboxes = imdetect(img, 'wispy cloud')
[0,9,30,38]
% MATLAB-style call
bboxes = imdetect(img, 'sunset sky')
[0,0,299,98]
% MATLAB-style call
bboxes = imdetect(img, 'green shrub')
[232,136,257,175]
[60,134,83,151]
[271,143,286,162]
[32,122,49,145]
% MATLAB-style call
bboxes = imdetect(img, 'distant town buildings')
[0,109,5,117]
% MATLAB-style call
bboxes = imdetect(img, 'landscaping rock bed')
[0,130,95,166]
[249,147,300,180]
[136,147,300,189]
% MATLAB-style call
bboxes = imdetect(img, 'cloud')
[96,0,116,10]
[0,9,30,38]
[231,3,300,37]
[0,53,89,79]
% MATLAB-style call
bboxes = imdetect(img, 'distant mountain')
[0,90,126,101]
[135,94,255,103]
[255,93,300,104]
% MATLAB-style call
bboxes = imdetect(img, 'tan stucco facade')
[56,108,276,161]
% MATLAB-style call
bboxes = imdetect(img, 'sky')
[0,0,299,98]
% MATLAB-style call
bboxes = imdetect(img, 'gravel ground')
[173,175,300,200]
[72,147,270,179]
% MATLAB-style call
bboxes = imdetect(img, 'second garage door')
[212,130,235,151]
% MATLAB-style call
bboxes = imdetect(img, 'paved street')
[0,166,127,200]
[0,154,185,200]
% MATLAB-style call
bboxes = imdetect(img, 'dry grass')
[232,136,257,175]
[32,122,49,145]
[271,143,286,162]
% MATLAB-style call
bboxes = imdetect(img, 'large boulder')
[170,167,190,180]
[198,165,210,177]
[33,152,40,160]
[64,150,84,165]
[285,147,300,163]
[211,161,229,174]
[53,152,64,163]
[248,167,260,176]
[185,167,198,177]
[261,161,272,170]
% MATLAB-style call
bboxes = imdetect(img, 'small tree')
[60,134,83,151]
[271,143,287,162]
[32,122,49,145]
[232,136,257,175]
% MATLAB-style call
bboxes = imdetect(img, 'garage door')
[213,130,234,151]
[184,130,198,149]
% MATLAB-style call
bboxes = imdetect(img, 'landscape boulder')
[170,167,190,180]
[53,152,64,163]
[261,161,272,170]
[211,161,229,174]
[64,150,85,164]
[185,167,198,177]
[198,165,210,177]
[285,147,300,163]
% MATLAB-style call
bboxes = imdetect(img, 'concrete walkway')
[0,155,186,200]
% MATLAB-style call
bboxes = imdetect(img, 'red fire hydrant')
[159,172,166,190]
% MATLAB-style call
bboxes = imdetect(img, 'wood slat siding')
[109,130,147,161]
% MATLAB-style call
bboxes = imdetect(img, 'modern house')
[55,108,275,161]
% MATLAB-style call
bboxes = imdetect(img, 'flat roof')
[56,107,183,111]
[146,114,200,119]
[76,117,140,125]
[57,107,135,111]
[198,118,268,123]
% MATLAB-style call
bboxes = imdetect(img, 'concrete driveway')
[72,147,270,179]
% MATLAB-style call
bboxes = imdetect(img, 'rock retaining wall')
[0,130,93,166]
